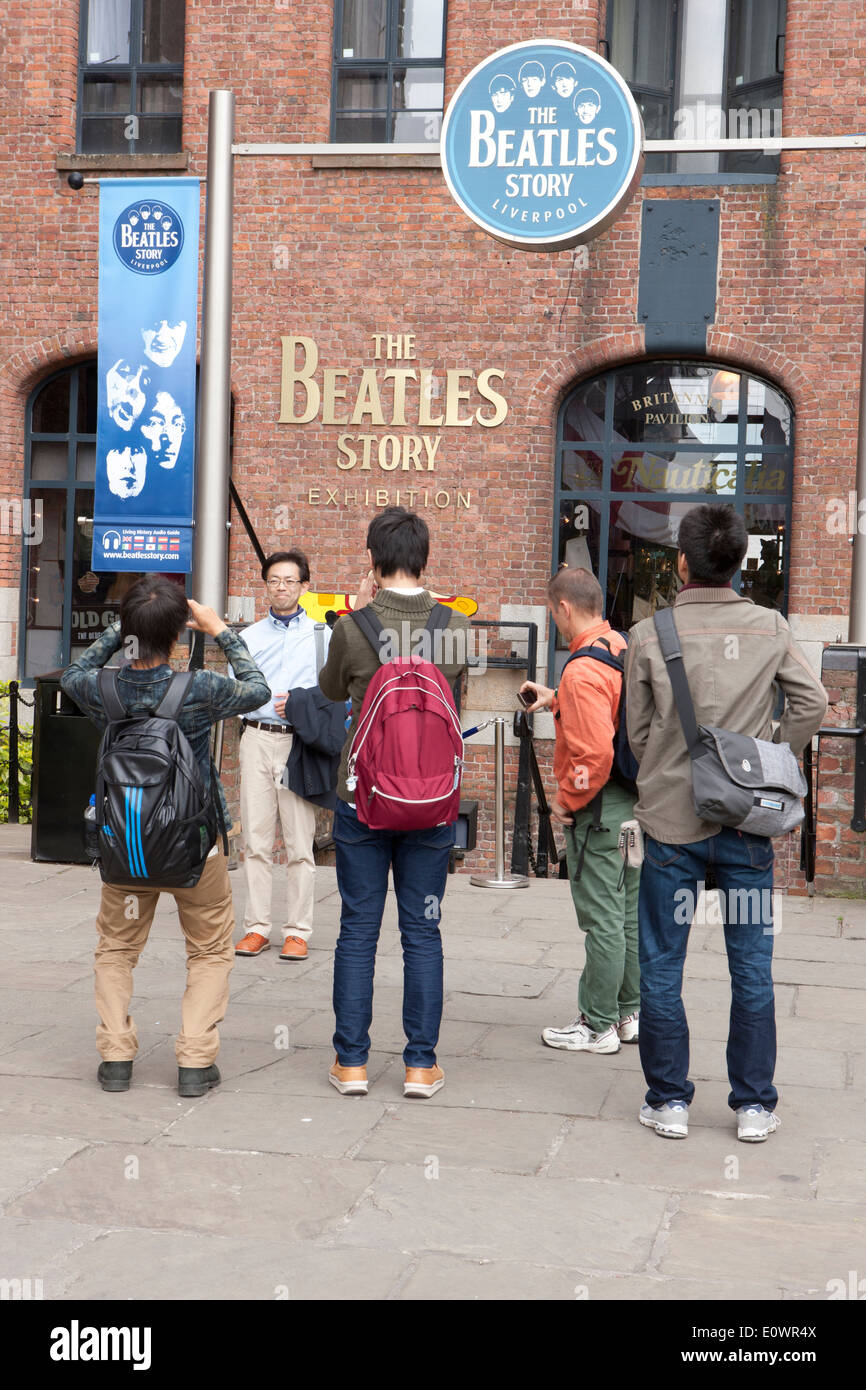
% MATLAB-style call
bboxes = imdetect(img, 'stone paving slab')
[46,1232,411,1301]
[333,1163,670,1270]
[8,1145,383,1242]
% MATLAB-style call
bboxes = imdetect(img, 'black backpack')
[561,632,638,794]
[94,669,226,889]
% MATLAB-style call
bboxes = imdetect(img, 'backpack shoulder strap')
[154,670,196,723]
[653,607,701,754]
[424,602,452,634]
[563,644,624,676]
[314,622,327,677]
[98,668,127,722]
[350,607,387,663]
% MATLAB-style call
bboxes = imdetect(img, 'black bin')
[30,673,101,863]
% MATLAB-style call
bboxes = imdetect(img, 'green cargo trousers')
[563,780,641,1035]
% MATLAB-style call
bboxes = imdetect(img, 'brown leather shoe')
[329,1058,368,1095]
[235,931,269,956]
[404,1064,444,1098]
[279,935,308,961]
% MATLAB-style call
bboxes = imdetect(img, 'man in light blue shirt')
[233,549,331,962]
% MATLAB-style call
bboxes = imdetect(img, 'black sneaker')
[178,1064,221,1098]
[98,1061,133,1092]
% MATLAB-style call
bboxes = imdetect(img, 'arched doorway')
[551,359,794,677]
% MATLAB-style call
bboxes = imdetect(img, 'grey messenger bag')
[653,607,807,837]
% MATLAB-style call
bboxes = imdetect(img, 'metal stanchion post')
[470,717,529,889]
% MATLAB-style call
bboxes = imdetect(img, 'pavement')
[1,823,865,1304]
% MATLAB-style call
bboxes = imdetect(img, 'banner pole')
[847,251,866,643]
[194,89,235,616]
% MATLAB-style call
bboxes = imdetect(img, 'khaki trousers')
[94,845,235,1067]
[239,723,317,941]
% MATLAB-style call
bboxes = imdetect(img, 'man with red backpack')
[521,566,640,1056]
[318,508,469,1099]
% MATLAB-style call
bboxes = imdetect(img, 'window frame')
[330,0,448,144]
[549,359,795,681]
[606,0,786,178]
[76,0,185,156]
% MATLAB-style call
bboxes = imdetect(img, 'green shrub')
[0,682,33,824]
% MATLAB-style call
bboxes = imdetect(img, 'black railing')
[2,680,34,823]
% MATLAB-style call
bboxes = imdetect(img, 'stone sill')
[55,152,191,173]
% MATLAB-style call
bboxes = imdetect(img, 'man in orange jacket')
[521,566,640,1055]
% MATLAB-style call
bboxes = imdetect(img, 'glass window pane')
[728,0,785,87]
[134,115,183,152]
[743,453,791,495]
[341,0,387,59]
[77,364,98,435]
[562,448,603,492]
[634,92,670,140]
[76,444,96,482]
[31,376,70,434]
[610,0,674,89]
[741,505,787,610]
[85,0,131,64]
[30,443,69,481]
[721,80,783,174]
[71,493,122,656]
[611,447,739,495]
[24,491,66,678]
[393,66,443,110]
[141,0,185,64]
[337,70,389,108]
[561,378,606,442]
[392,110,441,141]
[82,77,131,112]
[397,0,444,58]
[80,117,131,154]
[137,77,183,113]
[745,378,791,446]
[335,113,388,142]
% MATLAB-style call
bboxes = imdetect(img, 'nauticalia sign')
[440,39,644,252]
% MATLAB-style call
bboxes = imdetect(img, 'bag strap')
[314,622,327,677]
[424,603,452,634]
[97,668,127,723]
[210,761,229,857]
[350,606,387,663]
[154,669,196,723]
[653,607,701,755]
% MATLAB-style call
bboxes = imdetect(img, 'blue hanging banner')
[94,177,199,571]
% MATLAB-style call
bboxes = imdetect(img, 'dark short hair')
[547,566,603,617]
[120,575,188,662]
[677,504,748,584]
[366,507,429,580]
[261,549,310,583]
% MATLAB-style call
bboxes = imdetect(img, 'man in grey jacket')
[625,505,827,1143]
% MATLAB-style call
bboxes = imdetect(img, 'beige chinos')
[94,844,235,1067]
[239,723,317,941]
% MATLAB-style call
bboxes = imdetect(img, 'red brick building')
[2,1,865,891]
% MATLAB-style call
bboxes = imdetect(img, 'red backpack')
[345,605,464,831]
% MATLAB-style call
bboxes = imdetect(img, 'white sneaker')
[639,1101,689,1138]
[617,1012,639,1043]
[737,1106,781,1143]
[541,1016,620,1054]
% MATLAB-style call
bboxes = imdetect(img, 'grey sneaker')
[542,1016,620,1053]
[639,1100,689,1138]
[737,1106,781,1143]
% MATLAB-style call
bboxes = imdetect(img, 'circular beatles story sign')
[441,39,644,252]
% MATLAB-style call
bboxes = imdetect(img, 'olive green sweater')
[318,589,469,804]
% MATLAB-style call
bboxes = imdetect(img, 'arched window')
[552,359,794,677]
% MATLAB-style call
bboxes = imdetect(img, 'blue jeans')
[638,827,777,1113]
[332,800,455,1068]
